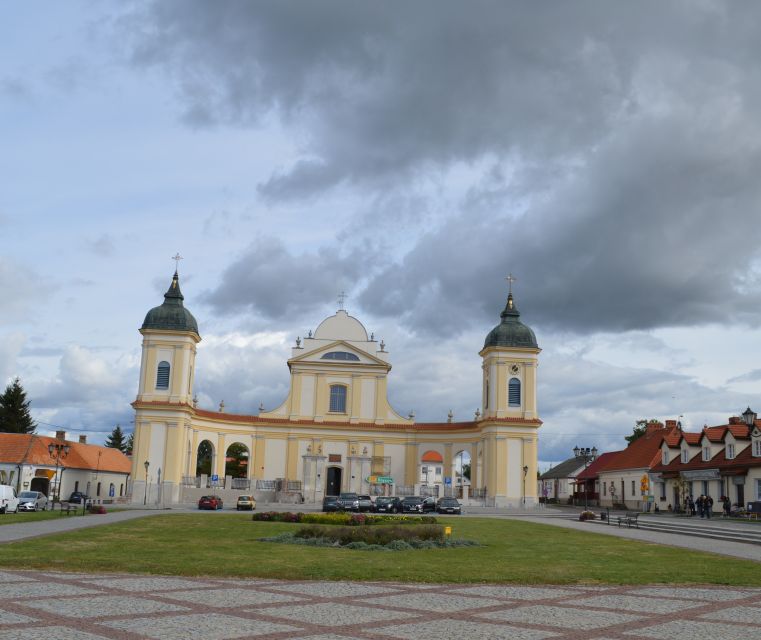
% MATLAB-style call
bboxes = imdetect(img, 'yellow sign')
[640,474,650,493]
[444,526,452,537]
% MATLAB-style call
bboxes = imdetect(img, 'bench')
[59,502,77,516]
[617,513,639,528]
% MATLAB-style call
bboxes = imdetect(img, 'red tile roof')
[0,434,131,474]
[575,451,620,480]
[599,425,675,472]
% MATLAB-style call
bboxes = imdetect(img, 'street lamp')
[143,460,150,505]
[522,465,529,506]
[573,446,598,510]
[48,442,70,504]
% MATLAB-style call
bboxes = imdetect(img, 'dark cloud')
[728,368,761,384]
[201,236,382,320]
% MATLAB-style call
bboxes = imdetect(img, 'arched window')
[508,378,521,407]
[485,377,489,409]
[321,351,360,361]
[329,385,347,413]
[96,482,101,497]
[156,361,170,389]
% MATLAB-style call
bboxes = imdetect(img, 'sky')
[3,1,761,469]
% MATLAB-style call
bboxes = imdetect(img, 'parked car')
[356,495,374,512]
[0,485,19,514]
[236,495,256,511]
[436,497,462,514]
[322,495,341,512]
[401,496,436,513]
[67,491,90,504]
[17,491,48,512]
[374,496,403,514]
[198,495,224,510]
[336,492,359,511]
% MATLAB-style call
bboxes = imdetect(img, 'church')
[130,269,542,508]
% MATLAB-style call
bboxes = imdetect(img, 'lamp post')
[522,465,529,506]
[573,445,598,511]
[143,460,150,505]
[48,442,70,504]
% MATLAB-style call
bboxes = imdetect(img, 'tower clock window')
[156,361,170,389]
[329,385,347,413]
[508,378,521,407]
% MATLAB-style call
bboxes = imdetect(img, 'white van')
[0,485,19,514]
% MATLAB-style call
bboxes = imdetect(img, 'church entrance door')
[326,466,342,496]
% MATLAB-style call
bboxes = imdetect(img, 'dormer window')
[321,351,360,361]
[508,378,521,407]
[329,385,347,413]
[754,440,761,457]
[702,446,711,462]
[727,443,735,460]
[681,449,688,463]
[156,361,170,389]
[662,450,668,465]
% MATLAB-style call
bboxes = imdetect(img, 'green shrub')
[252,512,438,526]
[294,524,444,546]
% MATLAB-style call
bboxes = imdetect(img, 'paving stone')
[449,585,579,600]
[81,576,215,592]
[375,619,558,640]
[31,594,190,617]
[0,583,98,599]
[570,594,703,613]
[0,627,112,640]
[478,604,644,630]
[359,592,503,612]
[163,587,302,607]
[268,581,401,598]
[629,586,757,601]
[701,606,761,624]
[102,612,298,639]
[0,611,38,624]
[0,572,34,583]
[262,602,399,626]
[624,619,761,640]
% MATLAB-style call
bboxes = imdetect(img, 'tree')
[105,424,127,452]
[0,377,36,434]
[625,419,660,446]
[225,443,249,478]
[462,463,471,481]
[125,432,134,456]
[196,440,213,475]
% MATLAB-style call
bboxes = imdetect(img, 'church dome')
[483,293,538,349]
[314,310,369,342]
[141,272,199,335]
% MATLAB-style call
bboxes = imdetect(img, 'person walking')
[724,496,732,517]
[687,495,695,517]
[706,495,713,519]
[697,495,705,518]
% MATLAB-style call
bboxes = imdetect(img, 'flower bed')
[296,523,444,545]
[252,512,437,526]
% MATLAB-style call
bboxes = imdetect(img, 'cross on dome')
[505,273,516,294]
[172,253,183,274]
[338,291,347,310]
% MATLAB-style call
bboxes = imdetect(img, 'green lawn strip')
[0,511,86,525]
[0,514,757,585]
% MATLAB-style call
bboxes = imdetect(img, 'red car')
[198,495,223,510]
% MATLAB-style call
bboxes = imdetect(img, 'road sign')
[444,477,452,485]
[211,474,219,482]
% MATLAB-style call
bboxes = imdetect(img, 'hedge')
[251,512,437,526]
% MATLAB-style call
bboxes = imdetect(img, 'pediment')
[753,427,761,438]
[289,340,388,367]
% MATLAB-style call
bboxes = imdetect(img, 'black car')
[374,496,403,514]
[436,497,462,514]
[322,495,340,512]
[67,491,89,504]
[336,492,359,511]
[401,496,436,513]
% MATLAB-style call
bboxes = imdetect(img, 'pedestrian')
[724,496,732,517]
[687,495,695,517]
[706,495,713,519]
[697,495,705,518]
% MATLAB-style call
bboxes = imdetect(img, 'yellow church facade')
[130,271,541,508]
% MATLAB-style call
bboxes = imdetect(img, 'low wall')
[180,486,276,506]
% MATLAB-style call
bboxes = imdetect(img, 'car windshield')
[19,492,37,499]
[238,496,252,500]
[376,497,392,503]
[339,493,357,498]
[440,499,457,505]
[402,497,421,502]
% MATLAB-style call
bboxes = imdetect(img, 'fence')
[420,485,440,497]
[396,485,414,496]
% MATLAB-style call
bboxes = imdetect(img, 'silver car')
[17,491,48,512]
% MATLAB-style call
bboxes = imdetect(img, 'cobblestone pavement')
[0,570,760,639]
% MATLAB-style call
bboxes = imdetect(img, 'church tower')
[480,284,539,420]
[131,267,200,504]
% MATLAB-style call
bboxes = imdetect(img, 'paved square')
[701,605,761,623]
[268,581,401,598]
[376,619,558,640]
[262,602,400,626]
[81,576,215,592]
[0,627,113,640]
[629,586,758,601]
[624,619,761,640]
[478,604,644,630]
[102,612,298,639]
[359,592,503,612]
[31,594,190,617]
[0,572,34,583]
[0,611,38,625]
[449,585,579,600]
[0,583,98,599]
[163,587,302,607]
[570,593,703,613]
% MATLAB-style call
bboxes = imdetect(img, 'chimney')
[664,420,676,429]
[55,430,66,441]
[79,435,87,444]
[647,421,665,432]
[729,416,742,425]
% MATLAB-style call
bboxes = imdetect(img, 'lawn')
[0,514,757,585]
[0,510,86,525]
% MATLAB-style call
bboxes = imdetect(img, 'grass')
[0,510,87,525]
[0,514,758,585]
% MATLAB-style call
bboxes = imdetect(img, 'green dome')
[483,293,538,349]
[141,272,199,334]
